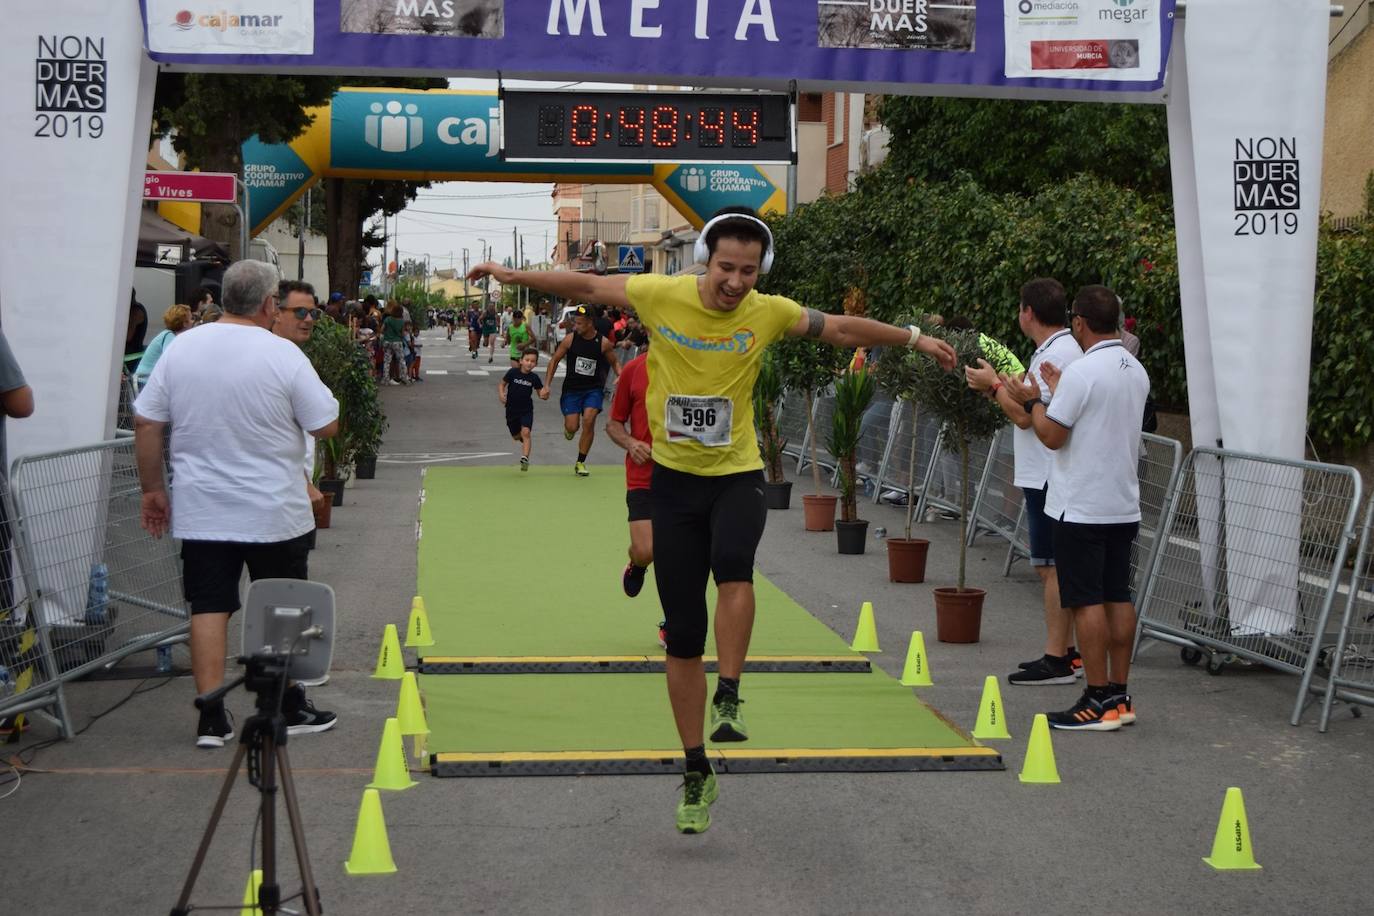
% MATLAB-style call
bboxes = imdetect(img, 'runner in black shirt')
[545,304,619,477]
[499,346,550,471]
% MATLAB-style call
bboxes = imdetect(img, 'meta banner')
[243,89,785,233]
[139,0,1176,99]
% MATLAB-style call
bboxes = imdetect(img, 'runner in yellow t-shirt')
[468,207,956,834]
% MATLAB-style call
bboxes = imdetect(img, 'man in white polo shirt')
[135,260,341,748]
[1001,285,1150,731]
[966,278,1084,686]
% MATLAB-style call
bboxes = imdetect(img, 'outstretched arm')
[467,262,632,311]
[786,308,957,370]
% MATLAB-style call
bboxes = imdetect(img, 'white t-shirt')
[1043,339,1151,525]
[134,322,339,542]
[1013,329,1083,489]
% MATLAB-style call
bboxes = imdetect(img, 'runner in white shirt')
[1001,285,1150,732]
[966,279,1084,686]
[134,260,341,749]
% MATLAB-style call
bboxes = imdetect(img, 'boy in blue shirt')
[498,346,550,470]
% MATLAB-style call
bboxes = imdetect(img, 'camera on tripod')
[172,579,336,916]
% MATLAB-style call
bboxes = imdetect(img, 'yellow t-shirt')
[626,274,803,476]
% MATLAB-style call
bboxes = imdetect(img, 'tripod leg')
[276,746,323,916]
[170,743,248,916]
[260,733,281,914]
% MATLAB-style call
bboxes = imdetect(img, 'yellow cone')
[396,671,431,737]
[849,601,880,653]
[371,624,404,680]
[367,718,417,791]
[899,631,932,686]
[404,597,434,648]
[239,868,263,915]
[972,675,1012,739]
[1203,787,1263,871]
[344,789,398,876]
[1018,714,1061,784]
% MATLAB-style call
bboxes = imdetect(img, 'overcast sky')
[375,76,631,275]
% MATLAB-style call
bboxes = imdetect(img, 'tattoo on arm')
[805,308,826,339]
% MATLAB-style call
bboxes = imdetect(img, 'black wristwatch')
[1023,398,1040,415]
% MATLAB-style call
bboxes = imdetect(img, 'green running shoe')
[574,461,590,477]
[710,693,748,742]
[675,771,719,834]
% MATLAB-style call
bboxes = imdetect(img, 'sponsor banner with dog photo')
[817,0,976,52]
[145,0,314,54]
[1004,0,1162,81]
[341,0,504,39]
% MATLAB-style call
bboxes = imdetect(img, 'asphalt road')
[4,329,1371,915]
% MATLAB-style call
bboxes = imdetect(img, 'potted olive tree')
[304,317,385,503]
[753,348,791,509]
[874,343,931,583]
[827,366,877,554]
[771,337,848,531]
[905,325,1008,642]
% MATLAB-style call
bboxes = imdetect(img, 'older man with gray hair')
[134,260,341,748]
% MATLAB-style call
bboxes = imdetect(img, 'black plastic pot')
[835,519,869,555]
[318,478,345,507]
[764,480,792,510]
[354,454,377,480]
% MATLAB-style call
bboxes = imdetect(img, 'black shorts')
[1052,520,1139,609]
[181,533,311,614]
[1021,485,1055,567]
[650,465,767,659]
[506,410,533,437]
[627,487,653,522]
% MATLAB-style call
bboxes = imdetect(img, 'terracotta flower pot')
[933,587,986,643]
[802,494,837,531]
[886,538,930,583]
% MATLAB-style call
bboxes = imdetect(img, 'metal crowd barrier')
[1132,448,1362,725]
[3,438,191,736]
[0,471,68,734]
[915,429,992,522]
[967,426,1020,548]
[1318,499,1374,731]
[777,391,812,463]
[797,393,838,479]
[873,400,942,507]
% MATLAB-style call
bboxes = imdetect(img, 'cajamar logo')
[657,325,757,356]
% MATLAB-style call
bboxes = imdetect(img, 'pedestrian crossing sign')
[618,245,645,273]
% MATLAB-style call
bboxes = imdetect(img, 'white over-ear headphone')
[693,213,775,274]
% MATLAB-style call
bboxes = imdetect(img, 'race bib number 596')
[665,395,732,448]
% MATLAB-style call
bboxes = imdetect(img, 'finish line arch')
[242,87,786,237]
[0,0,1338,473]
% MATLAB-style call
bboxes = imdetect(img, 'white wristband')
[906,325,922,348]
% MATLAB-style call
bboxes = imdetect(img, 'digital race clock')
[500,89,795,164]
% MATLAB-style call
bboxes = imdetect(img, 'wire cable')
[11,675,177,770]
[1329,0,1368,47]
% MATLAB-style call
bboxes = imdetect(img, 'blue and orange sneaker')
[1047,692,1121,732]
[1110,693,1136,726]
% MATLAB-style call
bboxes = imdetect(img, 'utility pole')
[462,247,470,304]
[296,187,308,281]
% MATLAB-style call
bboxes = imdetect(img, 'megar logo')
[1100,0,1147,22]
[175,10,287,31]
[365,100,424,153]
[656,325,757,356]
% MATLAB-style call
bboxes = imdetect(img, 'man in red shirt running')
[605,329,662,646]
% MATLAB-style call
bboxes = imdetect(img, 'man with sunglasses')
[274,281,328,546]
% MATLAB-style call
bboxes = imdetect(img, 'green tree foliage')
[876,96,1171,200]
[1310,216,1374,452]
[153,74,340,257]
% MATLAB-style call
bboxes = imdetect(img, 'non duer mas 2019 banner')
[139,0,1176,98]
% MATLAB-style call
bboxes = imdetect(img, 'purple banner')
[140,1,1176,99]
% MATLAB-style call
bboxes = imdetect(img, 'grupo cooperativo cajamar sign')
[140,1,1176,99]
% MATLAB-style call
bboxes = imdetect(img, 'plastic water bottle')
[155,645,173,674]
[85,562,110,626]
[873,526,887,540]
